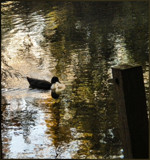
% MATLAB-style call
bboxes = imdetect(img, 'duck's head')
[51,76,60,84]
[51,77,65,92]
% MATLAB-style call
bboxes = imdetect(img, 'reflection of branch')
[55,149,59,159]
[55,145,64,159]
[2,53,24,80]
[1,103,10,106]
[1,68,24,80]
[23,34,33,52]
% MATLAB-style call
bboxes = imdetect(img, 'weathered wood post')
[112,64,149,159]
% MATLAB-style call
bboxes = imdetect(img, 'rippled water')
[1,1,149,159]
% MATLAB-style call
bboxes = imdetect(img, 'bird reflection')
[51,90,60,99]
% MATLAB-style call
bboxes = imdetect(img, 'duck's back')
[27,77,51,90]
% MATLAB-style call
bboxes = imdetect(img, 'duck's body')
[27,77,51,90]
[27,76,60,90]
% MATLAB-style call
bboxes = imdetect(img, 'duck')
[27,76,62,90]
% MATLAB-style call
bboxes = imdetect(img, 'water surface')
[1,1,149,159]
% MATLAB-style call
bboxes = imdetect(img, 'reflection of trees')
[112,1,148,66]
[2,1,55,87]
[43,2,148,158]
[68,53,121,158]
[48,33,121,157]
[1,1,18,36]
[39,98,72,150]
[1,98,38,158]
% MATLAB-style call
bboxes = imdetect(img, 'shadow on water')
[1,1,149,159]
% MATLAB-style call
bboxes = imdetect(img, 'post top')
[111,63,141,70]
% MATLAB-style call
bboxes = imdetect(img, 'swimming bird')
[27,76,61,90]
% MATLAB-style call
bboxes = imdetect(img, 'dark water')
[1,1,149,159]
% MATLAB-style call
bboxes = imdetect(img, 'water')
[1,1,149,159]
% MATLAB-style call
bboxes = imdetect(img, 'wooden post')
[112,64,149,159]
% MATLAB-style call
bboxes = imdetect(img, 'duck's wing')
[27,77,51,89]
